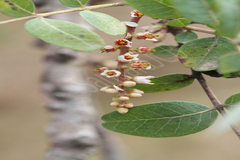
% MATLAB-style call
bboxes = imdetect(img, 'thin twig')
[173,26,215,34]
[0,2,128,25]
[192,70,220,106]
[192,70,240,139]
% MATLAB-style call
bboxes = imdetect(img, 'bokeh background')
[0,0,240,160]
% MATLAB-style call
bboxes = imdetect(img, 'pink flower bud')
[131,10,144,17]
[110,101,119,107]
[100,86,111,92]
[129,93,142,98]
[117,108,129,114]
[101,45,117,53]
[112,97,120,102]
[127,89,144,94]
[122,81,136,87]
[125,102,134,108]
[132,76,155,84]
[119,96,130,101]
[105,88,118,94]
[118,104,125,108]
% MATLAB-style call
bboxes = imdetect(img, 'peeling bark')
[38,1,127,160]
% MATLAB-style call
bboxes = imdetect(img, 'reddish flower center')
[115,39,128,46]
[107,71,117,76]
[124,55,133,60]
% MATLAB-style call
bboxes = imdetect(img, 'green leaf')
[59,0,89,7]
[218,52,240,74]
[167,18,191,26]
[215,0,240,37]
[225,93,240,105]
[80,10,126,35]
[173,0,218,24]
[175,31,198,44]
[102,101,218,138]
[206,24,217,30]
[0,0,35,17]
[178,37,239,71]
[125,0,181,19]
[153,45,178,57]
[132,73,194,93]
[24,18,105,52]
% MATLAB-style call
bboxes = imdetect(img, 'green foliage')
[125,0,181,19]
[172,0,218,24]
[80,10,126,35]
[214,0,240,37]
[178,37,239,71]
[133,74,194,93]
[59,0,89,7]
[218,52,240,74]
[173,0,240,37]
[153,45,178,57]
[24,18,104,51]
[167,18,191,26]
[225,93,240,105]
[0,0,35,17]
[175,31,198,44]
[206,24,217,30]
[102,101,218,138]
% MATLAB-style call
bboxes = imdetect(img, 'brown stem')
[172,26,215,34]
[191,70,221,106]
[192,70,240,139]
[118,16,142,96]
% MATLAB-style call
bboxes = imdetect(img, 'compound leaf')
[175,31,198,44]
[133,73,194,93]
[125,0,181,19]
[153,45,178,57]
[178,37,239,71]
[59,0,89,7]
[80,10,126,35]
[167,18,191,26]
[0,0,35,17]
[24,18,105,51]
[102,101,218,138]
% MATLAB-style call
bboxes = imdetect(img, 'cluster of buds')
[93,10,165,114]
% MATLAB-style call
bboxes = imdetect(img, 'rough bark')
[37,1,126,160]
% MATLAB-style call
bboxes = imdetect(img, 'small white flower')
[118,52,139,62]
[123,21,138,27]
[113,85,124,91]
[101,70,121,78]
[114,39,132,48]
[132,76,155,84]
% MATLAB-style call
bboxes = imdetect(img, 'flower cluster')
[93,10,165,114]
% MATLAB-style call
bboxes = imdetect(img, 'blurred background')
[0,0,240,160]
